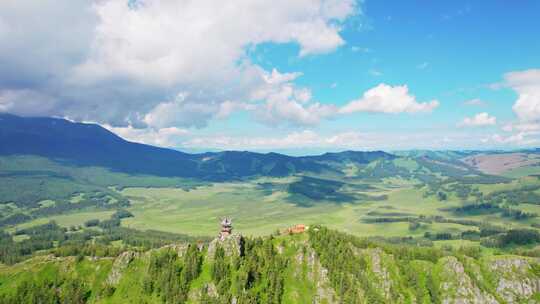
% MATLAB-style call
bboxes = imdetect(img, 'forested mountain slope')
[0,227,538,304]
[0,114,402,181]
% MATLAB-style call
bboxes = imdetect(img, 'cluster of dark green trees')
[83,209,135,229]
[310,228,387,303]
[142,245,202,303]
[0,218,207,265]
[424,178,540,222]
[309,226,446,303]
[203,237,287,304]
[0,221,89,264]
[0,275,91,304]
[361,207,540,249]
[0,191,130,228]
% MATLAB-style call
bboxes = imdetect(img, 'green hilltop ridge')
[0,226,538,304]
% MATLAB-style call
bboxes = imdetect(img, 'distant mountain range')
[0,113,395,180]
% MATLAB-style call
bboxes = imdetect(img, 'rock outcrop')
[365,248,405,302]
[489,256,540,303]
[294,244,340,304]
[106,251,138,286]
[207,234,243,260]
[437,256,499,304]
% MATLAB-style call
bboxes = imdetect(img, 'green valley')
[1,115,540,303]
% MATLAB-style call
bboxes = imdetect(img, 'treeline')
[0,221,90,265]
[0,275,92,304]
[457,182,540,206]
[0,191,131,229]
[361,210,540,252]
[480,228,540,248]
[423,180,540,221]
[83,209,134,229]
[142,245,202,303]
[0,213,32,227]
[0,217,208,265]
[486,184,540,205]
[32,191,130,218]
[444,201,537,220]
[424,227,540,249]
[0,221,115,264]
[364,214,486,228]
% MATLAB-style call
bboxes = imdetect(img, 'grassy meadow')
[2,154,540,251]
[118,181,538,238]
[9,175,534,242]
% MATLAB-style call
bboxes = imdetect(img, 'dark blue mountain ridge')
[0,113,395,180]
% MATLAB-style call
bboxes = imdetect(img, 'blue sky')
[1,0,539,154]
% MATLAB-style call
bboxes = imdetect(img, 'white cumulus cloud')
[0,0,358,129]
[339,84,439,114]
[251,69,338,126]
[482,69,540,147]
[506,69,540,122]
[459,112,496,127]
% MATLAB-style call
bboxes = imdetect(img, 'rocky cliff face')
[489,256,540,303]
[206,233,243,260]
[106,251,138,286]
[436,256,499,304]
[293,243,339,304]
